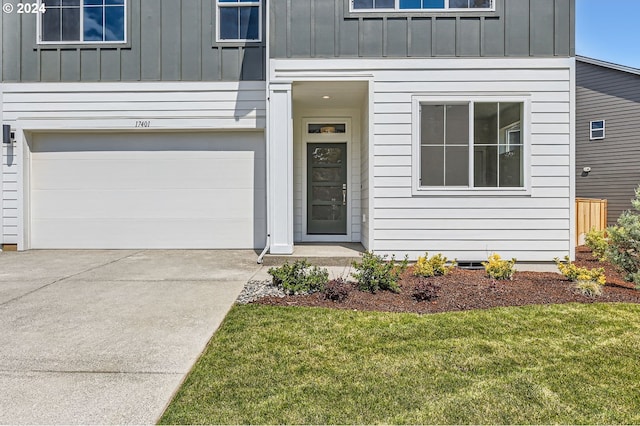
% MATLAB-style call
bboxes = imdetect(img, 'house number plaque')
[135,120,151,128]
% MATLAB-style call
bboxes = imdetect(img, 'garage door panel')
[32,159,265,190]
[30,132,266,249]
[32,132,265,155]
[32,218,266,249]
[32,189,265,219]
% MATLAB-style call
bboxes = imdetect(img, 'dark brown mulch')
[254,247,640,314]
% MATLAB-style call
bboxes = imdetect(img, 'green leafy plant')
[585,228,609,262]
[554,256,606,286]
[482,253,517,280]
[575,279,604,298]
[351,251,408,293]
[268,259,329,295]
[413,252,456,277]
[606,186,640,288]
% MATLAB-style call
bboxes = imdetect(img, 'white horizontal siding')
[1,81,267,246]
[271,57,573,261]
[369,62,572,261]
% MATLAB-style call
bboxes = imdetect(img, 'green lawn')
[160,303,640,424]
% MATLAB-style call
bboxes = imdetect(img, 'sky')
[576,0,640,69]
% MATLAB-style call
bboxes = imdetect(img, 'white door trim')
[301,117,352,242]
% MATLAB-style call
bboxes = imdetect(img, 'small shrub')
[323,278,351,302]
[412,280,441,302]
[554,256,606,286]
[268,259,329,295]
[585,228,609,262]
[482,253,517,280]
[413,252,456,277]
[352,251,409,294]
[575,279,603,298]
[606,186,640,288]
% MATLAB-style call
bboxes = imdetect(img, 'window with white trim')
[217,0,261,42]
[352,0,493,11]
[590,120,605,140]
[417,101,524,189]
[40,0,126,43]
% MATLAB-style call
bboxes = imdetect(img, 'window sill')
[412,187,531,197]
[34,41,131,50]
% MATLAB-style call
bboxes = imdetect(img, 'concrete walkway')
[0,250,262,425]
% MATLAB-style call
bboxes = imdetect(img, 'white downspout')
[257,0,271,264]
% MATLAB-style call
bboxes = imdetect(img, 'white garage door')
[30,132,266,249]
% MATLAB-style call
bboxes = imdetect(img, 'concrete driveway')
[0,250,261,425]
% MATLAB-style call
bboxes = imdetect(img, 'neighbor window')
[352,0,493,11]
[217,0,261,42]
[40,0,126,43]
[590,120,605,140]
[418,101,524,189]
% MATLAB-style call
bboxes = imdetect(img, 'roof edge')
[576,56,640,76]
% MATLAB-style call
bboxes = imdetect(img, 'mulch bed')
[254,247,640,314]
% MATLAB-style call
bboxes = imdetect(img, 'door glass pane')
[312,186,343,202]
[421,105,444,145]
[421,146,444,186]
[474,102,498,145]
[445,146,469,186]
[311,147,343,165]
[312,167,341,182]
[308,124,346,134]
[312,205,343,221]
[474,145,498,187]
[499,145,523,187]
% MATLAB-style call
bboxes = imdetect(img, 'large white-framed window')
[351,0,494,12]
[590,120,605,140]
[38,0,127,44]
[411,95,530,195]
[216,0,262,42]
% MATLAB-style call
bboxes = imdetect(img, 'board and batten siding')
[576,60,640,225]
[272,57,574,261]
[0,81,266,246]
[1,0,265,82]
[269,0,574,59]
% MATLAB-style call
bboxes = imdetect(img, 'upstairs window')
[352,0,493,11]
[590,120,605,140]
[39,0,126,43]
[217,0,261,42]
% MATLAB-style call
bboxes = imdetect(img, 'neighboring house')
[1,0,576,263]
[576,56,640,225]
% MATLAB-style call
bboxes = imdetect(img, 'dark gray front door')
[307,143,347,235]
